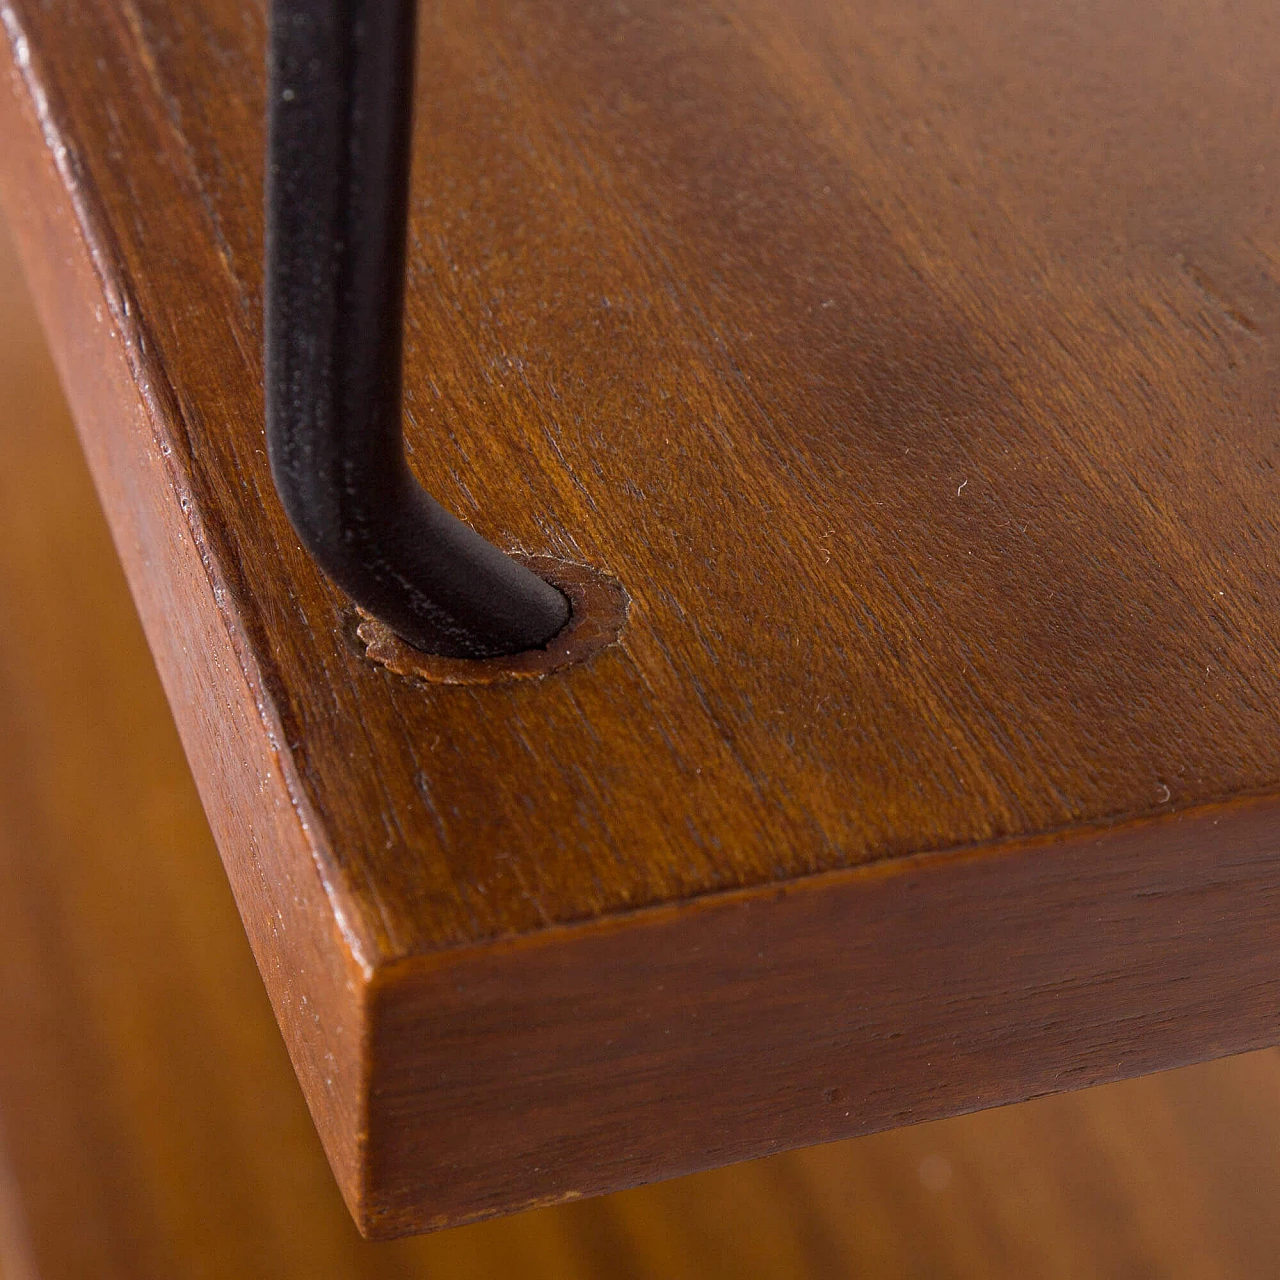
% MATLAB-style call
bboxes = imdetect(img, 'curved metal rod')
[265,0,570,658]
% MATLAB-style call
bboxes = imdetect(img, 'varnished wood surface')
[10,0,1278,957]
[5,0,1280,1234]
[7,209,1280,1280]
[10,0,1280,973]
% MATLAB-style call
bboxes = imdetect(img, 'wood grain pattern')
[7,206,1280,1279]
[4,0,1280,1236]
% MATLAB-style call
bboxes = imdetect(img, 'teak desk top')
[4,0,1280,1239]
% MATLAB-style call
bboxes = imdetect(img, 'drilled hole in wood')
[356,555,628,685]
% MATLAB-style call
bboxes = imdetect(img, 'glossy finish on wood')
[3,0,1280,1237]
[7,211,1280,1279]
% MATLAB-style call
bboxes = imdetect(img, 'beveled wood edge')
[0,11,373,1225]
[359,790,1280,1237]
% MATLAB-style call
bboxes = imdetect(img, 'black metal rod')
[265,0,570,658]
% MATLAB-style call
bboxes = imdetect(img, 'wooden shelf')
[11,195,1280,1280]
[3,0,1280,1238]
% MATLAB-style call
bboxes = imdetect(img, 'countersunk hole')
[356,554,628,686]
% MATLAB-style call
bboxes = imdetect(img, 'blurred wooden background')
[2,210,1280,1279]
